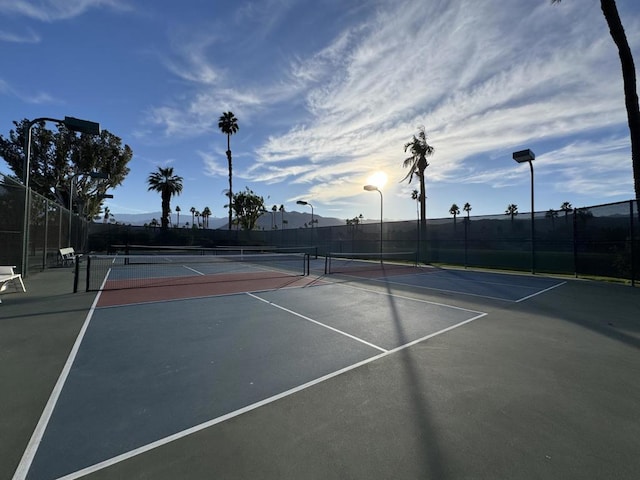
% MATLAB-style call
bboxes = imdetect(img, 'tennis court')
[6,252,640,480]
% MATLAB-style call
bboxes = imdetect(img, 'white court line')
[11,287,106,480]
[349,272,563,303]
[182,265,205,275]
[515,281,567,302]
[49,309,487,480]
[338,282,487,314]
[245,292,388,353]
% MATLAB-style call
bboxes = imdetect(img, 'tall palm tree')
[190,206,196,226]
[463,202,472,220]
[202,206,212,228]
[403,127,434,242]
[560,201,573,224]
[279,204,285,229]
[271,204,277,229]
[552,0,639,201]
[449,203,460,225]
[146,167,183,229]
[218,111,240,230]
[175,205,181,227]
[546,208,558,228]
[505,204,519,222]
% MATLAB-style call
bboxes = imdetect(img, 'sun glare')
[367,171,388,189]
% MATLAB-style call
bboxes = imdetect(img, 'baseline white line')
[332,273,515,302]
[246,292,387,353]
[53,310,486,480]
[338,282,486,315]
[515,281,567,303]
[11,289,104,480]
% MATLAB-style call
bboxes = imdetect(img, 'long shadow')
[378,263,451,479]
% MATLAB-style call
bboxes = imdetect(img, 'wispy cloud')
[0,0,131,22]
[142,0,637,207]
[0,27,39,43]
[0,77,59,105]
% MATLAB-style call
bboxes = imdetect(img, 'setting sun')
[366,171,388,189]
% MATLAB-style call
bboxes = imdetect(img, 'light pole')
[296,200,314,228]
[22,116,100,276]
[364,185,383,260]
[513,149,536,274]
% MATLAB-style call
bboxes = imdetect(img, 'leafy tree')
[402,127,434,241]
[218,111,239,230]
[231,187,266,230]
[146,167,183,229]
[505,204,519,222]
[552,0,639,201]
[0,119,132,219]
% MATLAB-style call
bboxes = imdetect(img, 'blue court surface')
[16,267,567,480]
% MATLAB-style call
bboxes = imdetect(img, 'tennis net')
[109,244,318,258]
[86,252,310,291]
[324,251,418,274]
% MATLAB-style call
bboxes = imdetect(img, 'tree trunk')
[227,150,233,230]
[161,194,170,230]
[419,173,427,259]
[601,0,640,201]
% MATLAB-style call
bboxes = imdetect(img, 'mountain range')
[104,211,353,229]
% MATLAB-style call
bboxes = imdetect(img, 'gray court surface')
[4,266,640,480]
[24,283,484,480]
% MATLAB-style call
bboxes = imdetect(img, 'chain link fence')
[88,199,639,285]
[0,174,89,275]
[4,170,636,283]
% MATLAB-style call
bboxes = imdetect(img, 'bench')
[0,266,26,303]
[59,247,80,266]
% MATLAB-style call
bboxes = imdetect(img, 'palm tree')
[546,208,558,228]
[271,204,277,229]
[560,201,573,224]
[175,205,181,227]
[463,202,472,220]
[279,204,285,229]
[218,111,240,230]
[190,206,196,226]
[403,127,435,242]
[552,0,639,201]
[202,206,212,228]
[505,204,519,222]
[449,203,460,225]
[146,167,183,229]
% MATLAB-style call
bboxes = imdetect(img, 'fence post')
[573,209,578,278]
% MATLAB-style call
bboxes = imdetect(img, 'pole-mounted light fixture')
[296,200,314,228]
[22,116,100,276]
[364,185,383,260]
[512,149,536,274]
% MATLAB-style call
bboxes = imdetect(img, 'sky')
[1,0,639,223]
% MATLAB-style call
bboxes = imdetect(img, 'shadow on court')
[3,265,640,480]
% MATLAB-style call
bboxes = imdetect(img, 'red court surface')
[97,271,324,306]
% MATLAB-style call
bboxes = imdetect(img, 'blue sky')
[1,0,639,222]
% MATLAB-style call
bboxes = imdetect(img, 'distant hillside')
[106,211,349,229]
